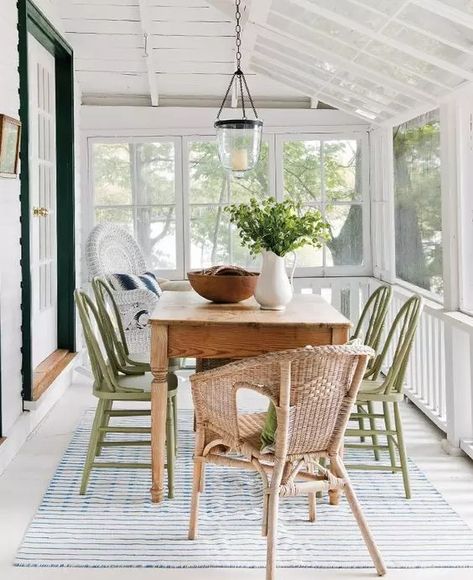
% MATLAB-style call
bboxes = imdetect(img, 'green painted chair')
[351,285,392,352]
[75,289,177,498]
[345,294,422,499]
[92,276,179,452]
[351,285,392,450]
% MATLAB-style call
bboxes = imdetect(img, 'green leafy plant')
[225,197,330,257]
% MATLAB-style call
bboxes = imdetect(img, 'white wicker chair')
[86,223,189,352]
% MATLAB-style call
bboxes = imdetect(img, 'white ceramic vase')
[254,250,296,310]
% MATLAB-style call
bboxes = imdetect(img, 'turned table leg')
[150,324,169,503]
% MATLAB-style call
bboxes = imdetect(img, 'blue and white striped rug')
[15,410,473,568]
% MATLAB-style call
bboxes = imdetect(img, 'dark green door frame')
[18,0,76,402]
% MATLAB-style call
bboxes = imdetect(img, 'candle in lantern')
[231,148,248,172]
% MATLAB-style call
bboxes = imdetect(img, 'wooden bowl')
[187,269,259,303]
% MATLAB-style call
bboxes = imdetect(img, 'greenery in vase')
[225,196,330,257]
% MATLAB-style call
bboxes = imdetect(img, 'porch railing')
[294,276,473,457]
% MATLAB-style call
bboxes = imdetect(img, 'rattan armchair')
[188,345,386,580]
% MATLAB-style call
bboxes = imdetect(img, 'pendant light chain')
[235,0,242,71]
[215,0,259,120]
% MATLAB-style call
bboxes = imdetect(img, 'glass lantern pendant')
[215,0,263,178]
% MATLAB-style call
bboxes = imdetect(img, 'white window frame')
[85,127,371,280]
[87,135,185,280]
[275,131,371,277]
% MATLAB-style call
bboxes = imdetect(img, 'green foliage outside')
[93,138,364,271]
[393,111,443,295]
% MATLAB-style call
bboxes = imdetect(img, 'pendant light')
[215,0,263,178]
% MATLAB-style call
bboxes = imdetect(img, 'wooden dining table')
[149,290,351,503]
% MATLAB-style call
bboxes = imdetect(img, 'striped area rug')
[15,410,473,568]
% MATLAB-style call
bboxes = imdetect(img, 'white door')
[28,34,58,368]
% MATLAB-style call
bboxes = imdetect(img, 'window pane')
[189,141,229,204]
[283,140,321,203]
[190,206,230,269]
[324,140,361,202]
[93,143,132,206]
[95,207,133,234]
[133,142,175,205]
[136,206,176,270]
[393,110,443,295]
[326,204,363,266]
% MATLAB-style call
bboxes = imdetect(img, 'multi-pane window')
[393,110,443,296]
[187,139,269,269]
[280,137,365,270]
[90,134,368,279]
[92,140,179,273]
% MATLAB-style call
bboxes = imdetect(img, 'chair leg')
[307,462,317,522]
[383,402,397,473]
[188,430,205,540]
[357,404,365,442]
[332,454,386,577]
[95,399,112,456]
[266,487,281,580]
[368,401,380,461]
[80,399,106,495]
[394,402,411,499]
[166,396,176,499]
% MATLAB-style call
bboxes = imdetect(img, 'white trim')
[137,0,159,107]
[0,357,78,474]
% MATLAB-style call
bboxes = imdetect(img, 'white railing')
[295,276,473,457]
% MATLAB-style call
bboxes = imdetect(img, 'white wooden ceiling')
[60,0,473,121]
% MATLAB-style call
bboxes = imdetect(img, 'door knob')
[32,207,49,217]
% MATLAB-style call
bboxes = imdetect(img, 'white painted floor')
[1,372,473,580]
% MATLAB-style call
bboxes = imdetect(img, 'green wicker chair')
[75,289,177,498]
[351,285,392,452]
[345,294,422,499]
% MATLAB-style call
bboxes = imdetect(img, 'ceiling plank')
[413,0,473,31]
[289,0,473,83]
[138,0,159,106]
[254,22,435,105]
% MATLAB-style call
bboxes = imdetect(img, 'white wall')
[0,0,71,437]
[0,0,23,435]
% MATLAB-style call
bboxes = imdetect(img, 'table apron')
[166,324,348,358]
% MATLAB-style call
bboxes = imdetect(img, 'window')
[393,110,443,296]
[187,138,270,270]
[280,136,367,272]
[92,139,181,275]
[89,132,368,279]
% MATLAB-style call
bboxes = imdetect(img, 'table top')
[150,291,351,328]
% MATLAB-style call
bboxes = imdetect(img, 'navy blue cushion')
[108,271,163,297]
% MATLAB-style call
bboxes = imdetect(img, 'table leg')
[150,324,169,503]
[330,326,349,505]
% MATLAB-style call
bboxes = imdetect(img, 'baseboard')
[0,355,78,474]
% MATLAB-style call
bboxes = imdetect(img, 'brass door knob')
[32,207,49,217]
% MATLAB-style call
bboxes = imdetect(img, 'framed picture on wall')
[0,114,21,178]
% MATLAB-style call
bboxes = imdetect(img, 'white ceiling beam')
[254,43,406,116]
[138,0,159,106]
[252,62,386,123]
[290,0,473,82]
[413,0,473,31]
[252,53,383,118]
[241,0,272,67]
[271,7,451,94]
[254,23,434,104]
